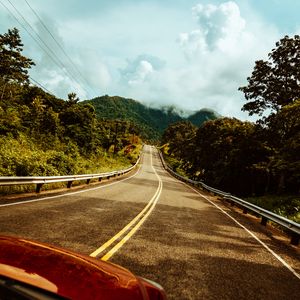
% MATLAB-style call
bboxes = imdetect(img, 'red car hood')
[0,236,166,300]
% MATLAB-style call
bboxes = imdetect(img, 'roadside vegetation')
[0,28,142,195]
[161,35,300,222]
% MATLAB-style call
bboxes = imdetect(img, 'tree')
[66,92,79,106]
[162,121,197,159]
[265,99,300,193]
[59,102,97,153]
[0,28,35,85]
[239,35,300,116]
[28,96,61,139]
[190,118,270,196]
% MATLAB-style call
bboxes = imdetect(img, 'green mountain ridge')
[84,95,220,140]
[187,108,222,127]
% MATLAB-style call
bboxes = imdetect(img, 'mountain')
[187,108,221,127]
[84,95,220,140]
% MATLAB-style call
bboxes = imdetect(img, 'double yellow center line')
[90,147,163,261]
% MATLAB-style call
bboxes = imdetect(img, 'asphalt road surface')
[0,145,299,299]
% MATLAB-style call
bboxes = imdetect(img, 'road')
[0,145,299,299]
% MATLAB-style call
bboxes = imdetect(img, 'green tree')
[0,28,140,182]
[239,34,300,195]
[60,102,97,153]
[66,92,79,106]
[0,105,22,136]
[0,28,35,85]
[190,118,270,196]
[162,121,197,160]
[239,35,300,116]
[265,100,300,193]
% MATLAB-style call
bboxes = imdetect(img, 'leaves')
[239,35,300,116]
[0,28,143,179]
[0,28,35,84]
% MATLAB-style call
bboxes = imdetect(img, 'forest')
[161,35,300,222]
[0,28,141,188]
[85,95,220,141]
[1,27,299,222]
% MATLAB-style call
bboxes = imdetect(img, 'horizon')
[1,0,299,121]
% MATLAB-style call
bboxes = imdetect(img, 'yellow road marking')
[101,178,162,261]
[90,146,163,259]
[89,182,160,257]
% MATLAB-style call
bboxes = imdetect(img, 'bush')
[245,194,300,223]
[0,132,142,196]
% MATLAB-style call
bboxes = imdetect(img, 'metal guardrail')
[158,151,300,246]
[0,156,141,193]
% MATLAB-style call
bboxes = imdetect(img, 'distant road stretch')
[1,145,299,299]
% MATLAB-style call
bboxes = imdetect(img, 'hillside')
[85,95,220,140]
[187,108,221,126]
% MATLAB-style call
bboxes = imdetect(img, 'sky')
[1,0,300,119]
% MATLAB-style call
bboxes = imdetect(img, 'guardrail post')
[230,200,235,206]
[261,216,268,226]
[157,149,300,247]
[98,178,102,182]
[86,179,91,184]
[67,181,73,188]
[36,183,43,193]
[290,233,299,246]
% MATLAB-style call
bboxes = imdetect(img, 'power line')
[24,0,98,97]
[0,0,75,89]
[29,76,53,95]
[1,0,92,98]
[0,1,59,72]
[6,0,87,95]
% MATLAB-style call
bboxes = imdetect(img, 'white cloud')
[110,1,281,121]
[168,1,279,118]
[52,1,280,119]
[120,55,165,87]
[1,0,287,119]
[180,1,246,57]
[25,16,111,100]
[127,60,154,86]
[38,69,86,99]
[194,2,246,44]
[74,50,112,93]
[178,30,207,59]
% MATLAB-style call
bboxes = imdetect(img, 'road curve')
[0,145,299,299]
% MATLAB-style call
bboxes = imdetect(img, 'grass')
[163,155,188,177]
[0,155,136,196]
[245,194,300,223]
[159,145,188,177]
[0,136,142,196]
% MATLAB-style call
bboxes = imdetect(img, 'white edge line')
[178,180,300,280]
[0,164,142,208]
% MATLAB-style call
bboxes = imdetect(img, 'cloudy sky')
[1,0,299,119]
